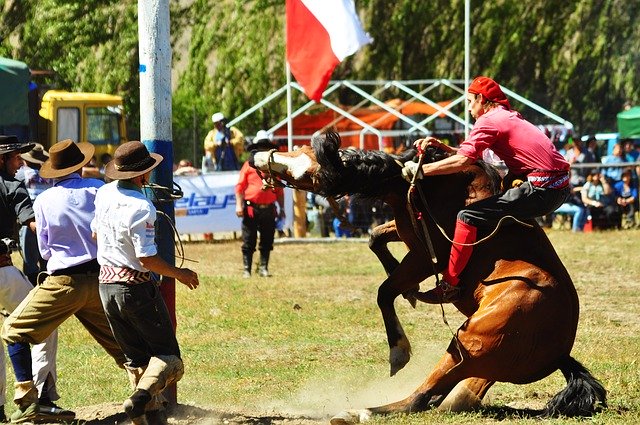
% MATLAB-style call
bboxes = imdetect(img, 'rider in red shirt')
[404,76,570,302]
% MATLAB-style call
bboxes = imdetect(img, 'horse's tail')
[543,355,606,417]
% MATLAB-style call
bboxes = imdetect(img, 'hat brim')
[39,142,95,179]
[248,139,278,152]
[0,143,35,156]
[21,151,49,165]
[104,152,163,180]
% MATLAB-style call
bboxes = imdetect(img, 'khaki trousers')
[2,272,126,367]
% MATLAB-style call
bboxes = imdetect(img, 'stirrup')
[435,279,461,303]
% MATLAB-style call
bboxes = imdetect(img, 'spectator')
[93,141,199,424]
[623,139,639,162]
[565,137,595,187]
[614,168,638,227]
[0,138,65,422]
[332,196,353,238]
[581,170,621,229]
[15,143,50,284]
[235,131,285,278]
[602,143,627,184]
[586,136,601,164]
[553,185,588,232]
[82,155,103,179]
[203,112,243,171]
[173,159,200,176]
[3,139,128,423]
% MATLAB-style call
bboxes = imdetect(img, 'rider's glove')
[401,161,422,182]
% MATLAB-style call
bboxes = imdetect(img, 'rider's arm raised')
[421,153,474,176]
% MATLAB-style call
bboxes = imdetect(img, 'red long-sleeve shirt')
[235,161,283,204]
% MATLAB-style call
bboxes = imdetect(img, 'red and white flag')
[286,0,372,102]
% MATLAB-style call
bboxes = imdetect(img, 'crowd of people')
[1,136,198,424]
[543,137,639,231]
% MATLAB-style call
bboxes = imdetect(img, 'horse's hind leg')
[331,344,475,424]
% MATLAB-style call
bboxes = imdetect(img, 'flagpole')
[286,61,293,152]
[464,0,470,139]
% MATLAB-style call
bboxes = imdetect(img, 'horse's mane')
[311,131,408,197]
[310,129,502,198]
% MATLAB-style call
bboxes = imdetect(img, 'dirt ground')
[72,402,329,424]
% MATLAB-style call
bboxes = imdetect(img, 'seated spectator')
[553,185,587,232]
[602,143,627,185]
[581,170,621,229]
[174,159,200,176]
[614,168,638,228]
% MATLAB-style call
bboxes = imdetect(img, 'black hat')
[0,135,35,156]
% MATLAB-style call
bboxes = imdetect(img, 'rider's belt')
[246,201,274,209]
[527,170,570,189]
[99,265,151,285]
[51,259,100,276]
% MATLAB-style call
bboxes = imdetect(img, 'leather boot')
[258,251,270,277]
[242,252,252,278]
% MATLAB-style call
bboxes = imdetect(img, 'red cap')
[468,76,511,109]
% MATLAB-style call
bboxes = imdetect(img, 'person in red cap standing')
[403,76,570,303]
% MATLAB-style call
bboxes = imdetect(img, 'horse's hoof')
[330,409,371,425]
[389,345,410,376]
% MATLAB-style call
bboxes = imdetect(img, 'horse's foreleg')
[377,250,429,376]
[368,220,401,276]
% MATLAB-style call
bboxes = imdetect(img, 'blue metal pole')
[138,0,177,403]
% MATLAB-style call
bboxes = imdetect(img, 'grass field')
[6,229,640,424]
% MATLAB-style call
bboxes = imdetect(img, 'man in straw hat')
[0,136,60,422]
[235,131,285,278]
[403,76,570,303]
[92,141,199,424]
[2,139,127,423]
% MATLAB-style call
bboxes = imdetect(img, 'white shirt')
[91,181,157,271]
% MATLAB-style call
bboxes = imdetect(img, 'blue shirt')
[33,173,104,273]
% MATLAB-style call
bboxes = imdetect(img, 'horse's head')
[250,144,320,192]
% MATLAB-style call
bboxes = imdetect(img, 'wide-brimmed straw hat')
[0,135,34,156]
[40,139,94,179]
[21,143,50,165]
[104,141,163,180]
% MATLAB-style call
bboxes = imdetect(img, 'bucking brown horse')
[251,130,606,423]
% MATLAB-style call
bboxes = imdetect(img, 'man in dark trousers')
[235,131,285,278]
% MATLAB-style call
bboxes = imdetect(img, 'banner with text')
[174,172,292,234]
